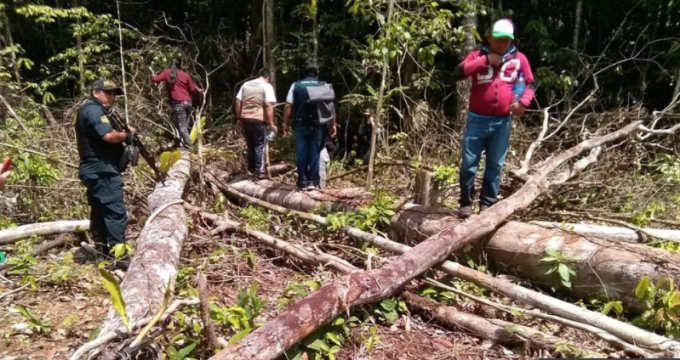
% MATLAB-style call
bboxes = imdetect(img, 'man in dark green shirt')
[75,80,136,258]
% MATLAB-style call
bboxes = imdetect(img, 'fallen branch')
[0,220,89,245]
[213,182,672,356]
[0,94,32,138]
[424,279,654,358]
[198,273,228,350]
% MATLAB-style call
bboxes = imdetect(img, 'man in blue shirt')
[282,60,337,190]
[75,80,136,261]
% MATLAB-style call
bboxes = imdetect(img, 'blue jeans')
[294,125,325,188]
[459,113,512,207]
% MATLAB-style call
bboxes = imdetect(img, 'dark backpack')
[305,83,336,126]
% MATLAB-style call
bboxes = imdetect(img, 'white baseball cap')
[492,18,515,40]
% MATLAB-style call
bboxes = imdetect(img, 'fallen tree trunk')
[210,181,667,357]
[213,122,680,359]
[393,205,680,312]
[89,153,191,359]
[227,177,370,212]
[532,220,680,243]
[0,220,89,245]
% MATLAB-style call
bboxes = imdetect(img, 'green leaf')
[503,325,525,334]
[635,276,652,300]
[15,305,50,329]
[602,302,613,315]
[326,331,342,346]
[159,150,182,173]
[228,328,252,345]
[304,280,321,291]
[173,342,197,359]
[99,268,130,331]
[558,264,572,282]
[190,116,206,144]
[669,292,680,309]
[305,338,330,352]
[612,301,623,314]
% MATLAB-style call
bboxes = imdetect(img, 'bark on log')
[213,182,670,357]
[226,177,370,212]
[93,153,191,358]
[0,220,89,245]
[211,122,678,359]
[532,221,680,244]
[393,205,680,313]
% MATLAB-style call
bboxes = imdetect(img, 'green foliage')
[210,282,266,343]
[326,192,396,235]
[286,317,356,360]
[190,116,206,145]
[421,286,458,304]
[99,268,130,331]
[10,153,60,187]
[371,297,407,323]
[277,279,321,309]
[168,341,198,360]
[539,249,578,290]
[110,242,134,259]
[15,305,51,332]
[433,165,458,186]
[238,205,270,231]
[211,194,228,213]
[652,154,680,185]
[633,276,680,337]
[159,150,182,173]
[630,202,666,227]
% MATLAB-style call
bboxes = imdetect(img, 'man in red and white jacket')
[454,18,536,217]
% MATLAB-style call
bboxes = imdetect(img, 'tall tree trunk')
[454,0,476,128]
[572,0,582,49]
[263,0,276,88]
[3,9,21,86]
[366,0,393,190]
[75,0,85,95]
[673,68,680,101]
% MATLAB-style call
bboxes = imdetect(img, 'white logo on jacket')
[476,57,521,84]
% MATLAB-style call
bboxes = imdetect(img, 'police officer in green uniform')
[76,80,136,259]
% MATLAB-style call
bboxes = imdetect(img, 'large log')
[532,220,680,243]
[93,153,191,358]
[0,220,89,245]
[393,205,680,312]
[212,121,680,359]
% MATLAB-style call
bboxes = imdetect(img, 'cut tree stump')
[91,153,191,359]
[413,168,440,207]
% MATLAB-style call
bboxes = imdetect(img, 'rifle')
[109,111,166,185]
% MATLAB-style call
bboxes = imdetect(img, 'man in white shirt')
[235,69,278,180]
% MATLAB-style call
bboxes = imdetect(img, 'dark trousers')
[459,113,513,207]
[294,125,325,188]
[242,120,267,177]
[81,173,128,252]
[172,101,193,149]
